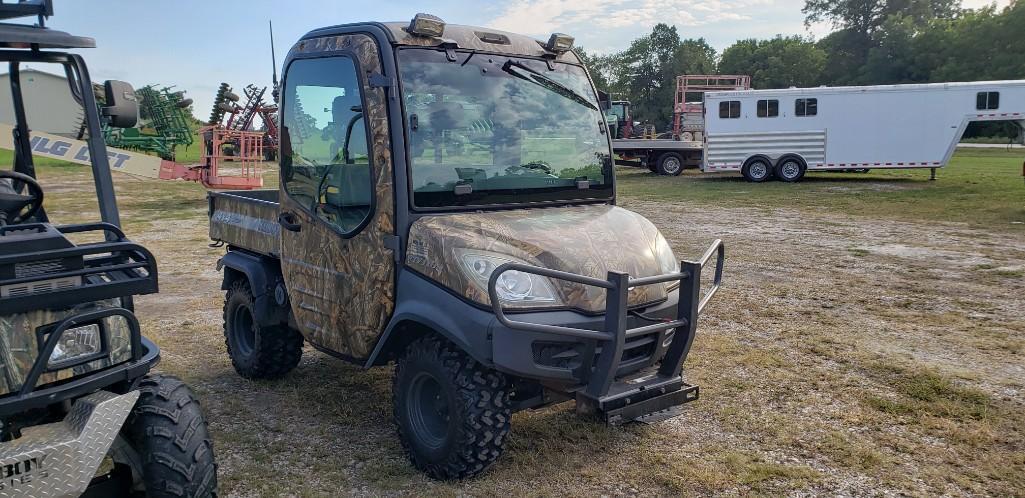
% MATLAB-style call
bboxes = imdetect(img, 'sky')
[31,0,1010,118]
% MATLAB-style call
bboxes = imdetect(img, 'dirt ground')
[38,163,1025,496]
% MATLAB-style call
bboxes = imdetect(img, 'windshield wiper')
[501,60,598,111]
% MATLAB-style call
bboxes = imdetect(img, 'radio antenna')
[269,20,279,101]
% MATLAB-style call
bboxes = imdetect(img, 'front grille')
[533,341,582,370]
[533,329,673,372]
[14,259,68,278]
[1,275,82,297]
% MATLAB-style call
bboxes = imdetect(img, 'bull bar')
[488,239,725,423]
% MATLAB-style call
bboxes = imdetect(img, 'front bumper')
[0,390,139,498]
[489,239,725,423]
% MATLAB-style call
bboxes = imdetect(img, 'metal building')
[0,67,84,137]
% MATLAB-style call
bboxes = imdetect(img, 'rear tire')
[223,280,302,379]
[656,152,684,176]
[775,157,806,182]
[393,337,511,480]
[114,375,218,497]
[742,158,773,182]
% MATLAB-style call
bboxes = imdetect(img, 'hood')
[406,204,674,313]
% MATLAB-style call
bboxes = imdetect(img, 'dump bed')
[208,190,281,257]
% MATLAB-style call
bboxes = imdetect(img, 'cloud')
[487,0,771,36]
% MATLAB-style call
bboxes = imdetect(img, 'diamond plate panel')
[0,390,139,498]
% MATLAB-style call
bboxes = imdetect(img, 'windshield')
[398,49,613,208]
[610,104,627,120]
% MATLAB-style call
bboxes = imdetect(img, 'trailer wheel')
[393,336,511,480]
[742,158,773,182]
[775,157,806,182]
[656,152,684,176]
[223,280,303,379]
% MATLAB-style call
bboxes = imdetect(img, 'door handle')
[278,211,302,232]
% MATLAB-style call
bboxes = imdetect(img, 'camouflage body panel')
[0,299,131,396]
[280,34,395,359]
[379,22,583,64]
[406,205,672,313]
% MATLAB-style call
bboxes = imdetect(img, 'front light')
[458,250,561,305]
[48,324,102,368]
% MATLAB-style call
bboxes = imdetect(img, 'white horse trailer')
[701,80,1025,182]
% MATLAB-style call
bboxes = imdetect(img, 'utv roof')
[0,23,94,49]
[303,21,580,63]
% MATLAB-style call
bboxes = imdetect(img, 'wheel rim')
[663,157,681,174]
[781,160,800,179]
[231,304,257,356]
[407,372,450,449]
[750,162,768,179]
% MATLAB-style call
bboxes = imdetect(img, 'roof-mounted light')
[546,33,574,53]
[408,13,446,38]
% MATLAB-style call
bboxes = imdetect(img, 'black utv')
[0,2,216,496]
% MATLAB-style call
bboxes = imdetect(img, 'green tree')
[719,36,827,88]
[573,46,612,91]
[610,24,717,128]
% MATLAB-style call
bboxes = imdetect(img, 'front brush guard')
[489,239,725,423]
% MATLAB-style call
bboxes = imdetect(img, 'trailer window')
[795,98,817,117]
[976,91,999,110]
[719,101,740,119]
[280,56,373,234]
[757,99,778,118]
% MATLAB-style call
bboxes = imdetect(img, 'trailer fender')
[217,250,288,326]
[775,153,808,168]
[742,154,773,168]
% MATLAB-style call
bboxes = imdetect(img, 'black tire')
[393,336,511,480]
[223,280,302,379]
[655,152,684,176]
[775,156,806,182]
[742,157,773,182]
[114,375,217,497]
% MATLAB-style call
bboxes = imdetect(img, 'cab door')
[277,34,395,359]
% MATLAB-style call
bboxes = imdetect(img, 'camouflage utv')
[209,14,724,479]
[0,2,215,496]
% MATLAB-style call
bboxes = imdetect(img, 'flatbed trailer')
[611,138,704,175]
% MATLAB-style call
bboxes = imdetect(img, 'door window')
[281,56,373,234]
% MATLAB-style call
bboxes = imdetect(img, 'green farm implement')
[103,85,194,160]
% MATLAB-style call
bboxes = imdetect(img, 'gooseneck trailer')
[702,80,1025,182]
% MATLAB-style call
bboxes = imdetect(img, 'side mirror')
[102,80,138,128]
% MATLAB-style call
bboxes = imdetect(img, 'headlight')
[653,233,680,290]
[457,250,562,305]
[48,323,102,368]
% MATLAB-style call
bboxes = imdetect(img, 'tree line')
[577,0,1024,136]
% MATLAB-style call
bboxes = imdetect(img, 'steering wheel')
[0,170,43,225]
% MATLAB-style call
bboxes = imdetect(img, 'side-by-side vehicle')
[209,14,725,479]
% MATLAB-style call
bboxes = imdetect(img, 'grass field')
[617,148,1025,226]
[4,147,1025,496]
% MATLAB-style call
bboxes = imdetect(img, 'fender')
[365,270,493,368]
[217,250,288,326]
